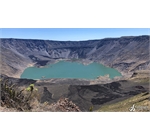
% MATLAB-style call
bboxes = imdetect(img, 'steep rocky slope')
[1,70,149,111]
[97,92,150,112]
[1,35,149,77]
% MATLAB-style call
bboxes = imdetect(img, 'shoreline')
[12,59,136,83]
[18,59,126,83]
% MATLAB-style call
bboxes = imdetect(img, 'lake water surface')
[20,61,122,80]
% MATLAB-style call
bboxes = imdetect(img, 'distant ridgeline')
[1,35,149,78]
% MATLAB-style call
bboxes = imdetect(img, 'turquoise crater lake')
[20,61,122,80]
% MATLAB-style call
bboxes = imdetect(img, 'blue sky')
[0,28,149,41]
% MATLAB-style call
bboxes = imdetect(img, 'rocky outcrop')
[1,35,149,77]
[49,98,81,112]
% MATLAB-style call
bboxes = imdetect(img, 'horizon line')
[0,35,149,42]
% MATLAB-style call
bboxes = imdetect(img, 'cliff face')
[1,35,149,77]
